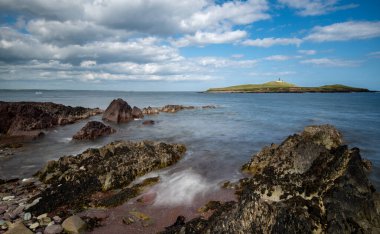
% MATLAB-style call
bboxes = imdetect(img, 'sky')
[0,0,379,91]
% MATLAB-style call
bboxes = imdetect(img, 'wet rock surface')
[0,140,186,233]
[0,101,102,140]
[163,125,380,234]
[72,121,115,140]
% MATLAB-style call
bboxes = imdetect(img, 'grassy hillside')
[207,81,370,93]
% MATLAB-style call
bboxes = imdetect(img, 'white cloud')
[242,37,302,47]
[264,55,292,61]
[298,50,316,55]
[231,54,245,58]
[305,21,380,42]
[179,0,270,32]
[368,51,380,58]
[172,30,247,47]
[27,19,132,46]
[278,0,358,16]
[80,60,96,67]
[300,58,361,67]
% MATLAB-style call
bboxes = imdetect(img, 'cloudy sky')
[0,0,379,91]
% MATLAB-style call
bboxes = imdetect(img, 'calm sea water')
[1,90,380,203]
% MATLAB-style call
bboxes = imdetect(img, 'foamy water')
[152,169,217,206]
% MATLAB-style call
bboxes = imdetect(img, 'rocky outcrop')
[102,99,145,122]
[102,99,134,123]
[31,141,186,214]
[163,125,380,234]
[142,105,217,115]
[160,105,195,113]
[72,121,115,140]
[0,102,102,138]
[0,140,186,233]
[142,106,160,115]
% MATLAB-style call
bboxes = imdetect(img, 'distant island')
[206,80,371,93]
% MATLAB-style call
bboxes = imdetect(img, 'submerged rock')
[142,120,155,125]
[31,141,186,214]
[163,125,380,234]
[102,98,134,123]
[0,101,102,139]
[72,121,116,140]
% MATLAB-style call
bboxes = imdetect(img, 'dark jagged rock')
[31,141,186,214]
[102,99,134,123]
[163,125,380,234]
[72,121,116,140]
[0,101,102,139]
[132,106,144,119]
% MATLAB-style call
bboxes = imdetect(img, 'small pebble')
[37,213,47,220]
[24,212,32,221]
[52,216,62,224]
[30,222,39,229]
[2,196,15,201]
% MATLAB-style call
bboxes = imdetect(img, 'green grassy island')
[206,80,371,93]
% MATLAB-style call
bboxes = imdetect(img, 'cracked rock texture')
[163,125,380,234]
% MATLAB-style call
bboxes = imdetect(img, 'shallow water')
[1,90,380,207]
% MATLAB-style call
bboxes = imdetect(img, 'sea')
[1,90,380,211]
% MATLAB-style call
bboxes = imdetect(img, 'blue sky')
[0,0,379,91]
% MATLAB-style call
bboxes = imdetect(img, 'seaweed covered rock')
[32,141,186,214]
[163,125,380,234]
[72,121,115,140]
[0,101,102,138]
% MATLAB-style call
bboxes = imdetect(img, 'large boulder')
[163,125,380,234]
[102,99,134,123]
[0,102,102,138]
[72,121,115,140]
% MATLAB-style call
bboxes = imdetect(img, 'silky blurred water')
[1,90,380,197]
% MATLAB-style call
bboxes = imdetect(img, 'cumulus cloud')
[300,58,361,67]
[264,55,292,61]
[172,30,247,47]
[278,0,358,16]
[305,21,380,42]
[242,37,302,47]
[298,50,316,55]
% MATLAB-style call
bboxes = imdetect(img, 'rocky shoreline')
[0,141,186,233]
[1,98,379,233]
[0,101,103,142]
[162,125,380,233]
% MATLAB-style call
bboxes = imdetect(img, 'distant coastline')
[206,81,372,93]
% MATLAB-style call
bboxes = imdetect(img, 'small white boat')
[35,91,43,95]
